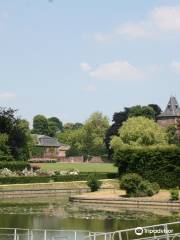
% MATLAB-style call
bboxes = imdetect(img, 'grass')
[34,162,117,173]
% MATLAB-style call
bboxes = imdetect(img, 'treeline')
[0,102,178,163]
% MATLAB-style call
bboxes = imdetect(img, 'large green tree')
[48,117,63,137]
[105,104,162,157]
[32,115,49,135]
[0,108,31,160]
[110,116,168,151]
[58,112,109,158]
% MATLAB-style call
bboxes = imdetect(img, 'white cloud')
[93,5,180,41]
[151,6,180,31]
[0,92,16,100]
[84,61,143,81]
[171,61,180,73]
[80,62,92,72]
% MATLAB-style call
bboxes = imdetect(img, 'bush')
[87,173,102,192]
[0,161,30,171]
[120,173,160,197]
[0,172,117,185]
[170,189,179,201]
[120,173,142,196]
[138,180,154,197]
[114,146,180,188]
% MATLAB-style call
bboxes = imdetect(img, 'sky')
[1,0,180,124]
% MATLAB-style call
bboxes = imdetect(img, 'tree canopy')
[0,108,31,161]
[32,115,63,137]
[58,112,109,158]
[105,104,162,157]
[110,116,168,151]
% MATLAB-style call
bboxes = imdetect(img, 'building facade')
[31,135,70,160]
[157,96,180,128]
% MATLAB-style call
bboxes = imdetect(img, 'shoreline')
[0,179,117,198]
[69,190,180,209]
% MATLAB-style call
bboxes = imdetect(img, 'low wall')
[58,156,84,163]
[69,196,180,208]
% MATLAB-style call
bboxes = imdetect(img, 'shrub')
[0,172,117,185]
[87,173,102,192]
[0,161,30,171]
[170,189,179,201]
[120,173,159,197]
[138,180,154,197]
[120,173,142,196]
[151,182,160,194]
[114,146,180,188]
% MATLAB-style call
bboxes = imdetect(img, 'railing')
[84,221,180,240]
[0,228,90,240]
[0,221,180,240]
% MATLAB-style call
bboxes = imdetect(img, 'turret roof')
[158,96,180,118]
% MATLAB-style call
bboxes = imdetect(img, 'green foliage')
[0,172,117,184]
[58,112,109,158]
[113,146,180,188]
[32,115,63,137]
[11,119,32,160]
[170,188,179,201]
[48,117,63,137]
[0,161,30,171]
[166,125,180,145]
[31,146,46,158]
[105,104,161,158]
[0,134,13,160]
[58,127,85,156]
[63,122,83,130]
[87,173,102,192]
[0,108,31,161]
[120,173,160,197]
[128,105,155,119]
[32,115,49,135]
[120,173,142,196]
[111,117,168,150]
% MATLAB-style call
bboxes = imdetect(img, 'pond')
[0,195,180,233]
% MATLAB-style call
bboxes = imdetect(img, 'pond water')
[0,195,180,233]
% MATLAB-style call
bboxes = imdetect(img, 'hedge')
[113,146,180,188]
[0,172,117,185]
[0,161,30,171]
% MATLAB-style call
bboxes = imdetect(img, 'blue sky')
[1,0,180,124]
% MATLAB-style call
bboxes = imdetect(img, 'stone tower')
[157,96,180,128]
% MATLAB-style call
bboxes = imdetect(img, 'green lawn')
[36,162,117,173]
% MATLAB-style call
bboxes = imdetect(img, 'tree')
[105,109,129,153]
[128,105,155,119]
[0,108,31,160]
[166,125,179,145]
[83,112,109,157]
[48,117,63,137]
[9,119,32,160]
[58,127,85,156]
[105,104,161,158]
[63,122,83,130]
[148,104,162,118]
[0,134,13,160]
[58,112,109,158]
[111,116,168,151]
[32,115,49,135]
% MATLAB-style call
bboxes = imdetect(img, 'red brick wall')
[157,118,177,128]
[58,156,84,163]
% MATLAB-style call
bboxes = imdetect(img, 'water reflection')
[0,196,179,232]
